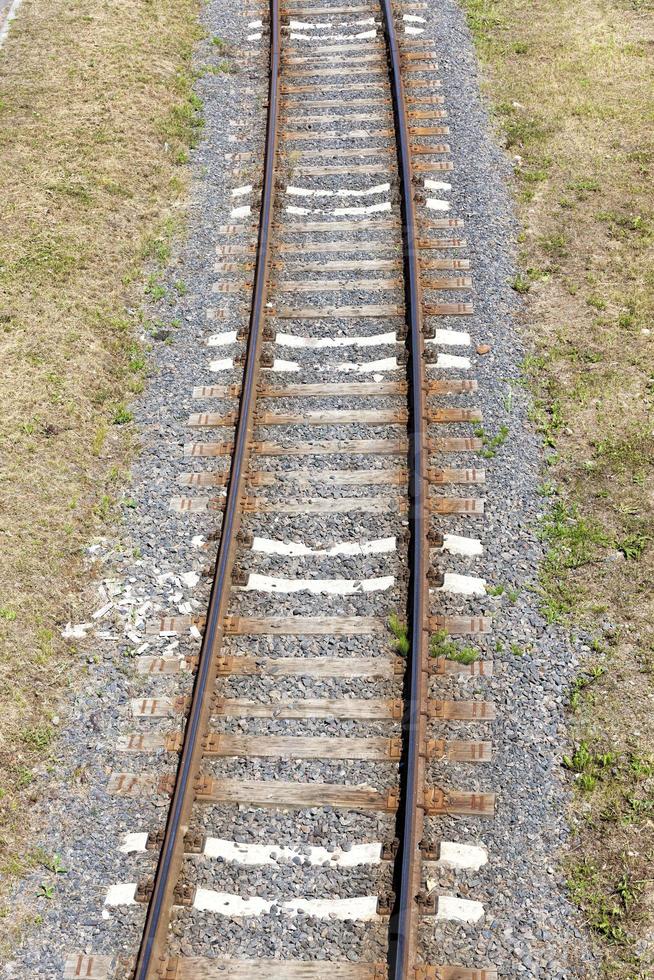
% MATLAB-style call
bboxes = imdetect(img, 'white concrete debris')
[251,536,396,557]
[239,574,395,595]
[92,602,113,620]
[61,622,94,640]
[179,571,200,589]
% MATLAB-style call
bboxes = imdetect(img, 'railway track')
[66,0,497,977]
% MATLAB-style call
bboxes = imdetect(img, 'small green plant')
[21,726,53,750]
[473,423,510,459]
[0,607,17,621]
[570,665,606,710]
[512,274,531,293]
[112,404,133,425]
[486,584,505,597]
[388,614,409,656]
[430,629,479,664]
[37,883,55,900]
[563,740,616,790]
[617,533,648,560]
[145,275,166,300]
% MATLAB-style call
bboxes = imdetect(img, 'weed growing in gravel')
[430,630,479,664]
[472,423,509,459]
[486,584,505,597]
[388,614,409,656]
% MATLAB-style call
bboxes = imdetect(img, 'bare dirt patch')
[0,0,201,932]
[462,0,654,974]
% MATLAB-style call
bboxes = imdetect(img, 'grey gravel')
[4,0,599,978]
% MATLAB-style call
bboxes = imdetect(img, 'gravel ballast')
[6,1,598,978]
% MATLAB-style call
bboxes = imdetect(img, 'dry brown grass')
[462,0,654,974]
[0,0,200,912]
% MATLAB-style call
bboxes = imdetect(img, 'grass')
[461,0,654,972]
[0,0,201,944]
[430,629,479,665]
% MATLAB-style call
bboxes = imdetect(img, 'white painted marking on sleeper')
[270,359,300,373]
[333,201,391,216]
[425,329,470,347]
[230,204,251,219]
[119,833,148,854]
[435,896,485,924]
[276,331,395,350]
[424,180,452,192]
[240,574,394,595]
[247,19,263,28]
[247,32,262,40]
[433,353,471,370]
[207,330,237,347]
[231,184,253,197]
[436,573,486,597]
[104,883,137,916]
[209,358,235,372]
[193,890,379,920]
[287,183,390,199]
[251,536,396,557]
[440,534,483,557]
[202,838,383,867]
[437,842,488,871]
[335,356,399,374]
[426,199,450,212]
[404,26,424,34]
[289,28,377,41]
[403,13,426,22]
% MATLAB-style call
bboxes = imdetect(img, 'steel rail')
[379,0,429,977]
[131,0,281,975]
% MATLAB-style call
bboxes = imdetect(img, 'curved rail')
[379,1,429,977]
[131,0,282,974]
